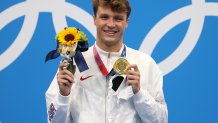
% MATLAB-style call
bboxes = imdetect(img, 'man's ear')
[125,19,129,28]
[93,15,96,26]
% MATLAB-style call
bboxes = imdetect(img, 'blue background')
[0,0,218,123]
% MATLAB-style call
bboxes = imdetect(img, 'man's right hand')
[57,60,75,96]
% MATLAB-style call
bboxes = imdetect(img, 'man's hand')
[126,64,140,94]
[57,60,75,96]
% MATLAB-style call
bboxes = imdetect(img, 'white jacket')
[46,44,168,123]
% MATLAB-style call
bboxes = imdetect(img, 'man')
[46,0,168,123]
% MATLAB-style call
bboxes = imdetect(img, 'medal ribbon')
[93,45,126,76]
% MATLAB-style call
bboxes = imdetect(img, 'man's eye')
[100,15,109,20]
[114,16,124,21]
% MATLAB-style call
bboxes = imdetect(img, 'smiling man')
[45,0,168,123]
[94,5,128,52]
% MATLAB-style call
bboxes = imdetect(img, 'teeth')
[105,30,117,35]
[108,32,115,34]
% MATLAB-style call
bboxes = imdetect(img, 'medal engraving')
[113,58,129,75]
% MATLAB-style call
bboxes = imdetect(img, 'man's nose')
[107,19,116,28]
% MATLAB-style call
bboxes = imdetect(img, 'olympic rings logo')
[0,0,218,75]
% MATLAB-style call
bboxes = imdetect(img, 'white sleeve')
[45,75,73,123]
[132,59,168,123]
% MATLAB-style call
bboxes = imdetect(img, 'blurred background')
[1,0,218,123]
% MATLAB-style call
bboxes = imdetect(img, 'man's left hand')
[126,64,140,94]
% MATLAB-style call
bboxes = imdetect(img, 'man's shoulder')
[126,46,162,75]
[126,46,152,60]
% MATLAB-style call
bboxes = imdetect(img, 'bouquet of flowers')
[45,27,89,74]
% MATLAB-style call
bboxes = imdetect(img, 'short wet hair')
[92,0,131,19]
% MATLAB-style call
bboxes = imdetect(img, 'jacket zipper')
[105,53,110,123]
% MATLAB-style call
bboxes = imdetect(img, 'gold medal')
[113,58,129,75]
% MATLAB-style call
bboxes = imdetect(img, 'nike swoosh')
[80,75,94,81]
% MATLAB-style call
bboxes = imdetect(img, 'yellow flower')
[56,27,81,46]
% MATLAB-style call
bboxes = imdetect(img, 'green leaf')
[67,60,75,74]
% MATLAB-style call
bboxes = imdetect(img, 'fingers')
[126,64,140,93]
[57,69,74,96]
[57,70,74,83]
[57,59,75,96]
[127,64,139,72]
[127,64,140,77]
[58,78,71,87]
[57,60,74,88]
[59,60,69,71]
[58,59,74,82]
[127,74,140,81]
[126,73,140,86]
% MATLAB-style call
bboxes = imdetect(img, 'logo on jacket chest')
[80,75,95,81]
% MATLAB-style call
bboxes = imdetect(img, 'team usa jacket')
[46,44,168,123]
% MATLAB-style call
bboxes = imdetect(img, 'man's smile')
[104,29,118,36]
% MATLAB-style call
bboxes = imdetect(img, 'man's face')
[94,6,128,47]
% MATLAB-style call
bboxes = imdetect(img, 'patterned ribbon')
[93,44,126,77]
[45,41,89,72]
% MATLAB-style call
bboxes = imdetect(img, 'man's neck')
[96,41,123,52]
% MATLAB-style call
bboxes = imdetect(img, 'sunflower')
[56,27,82,46]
